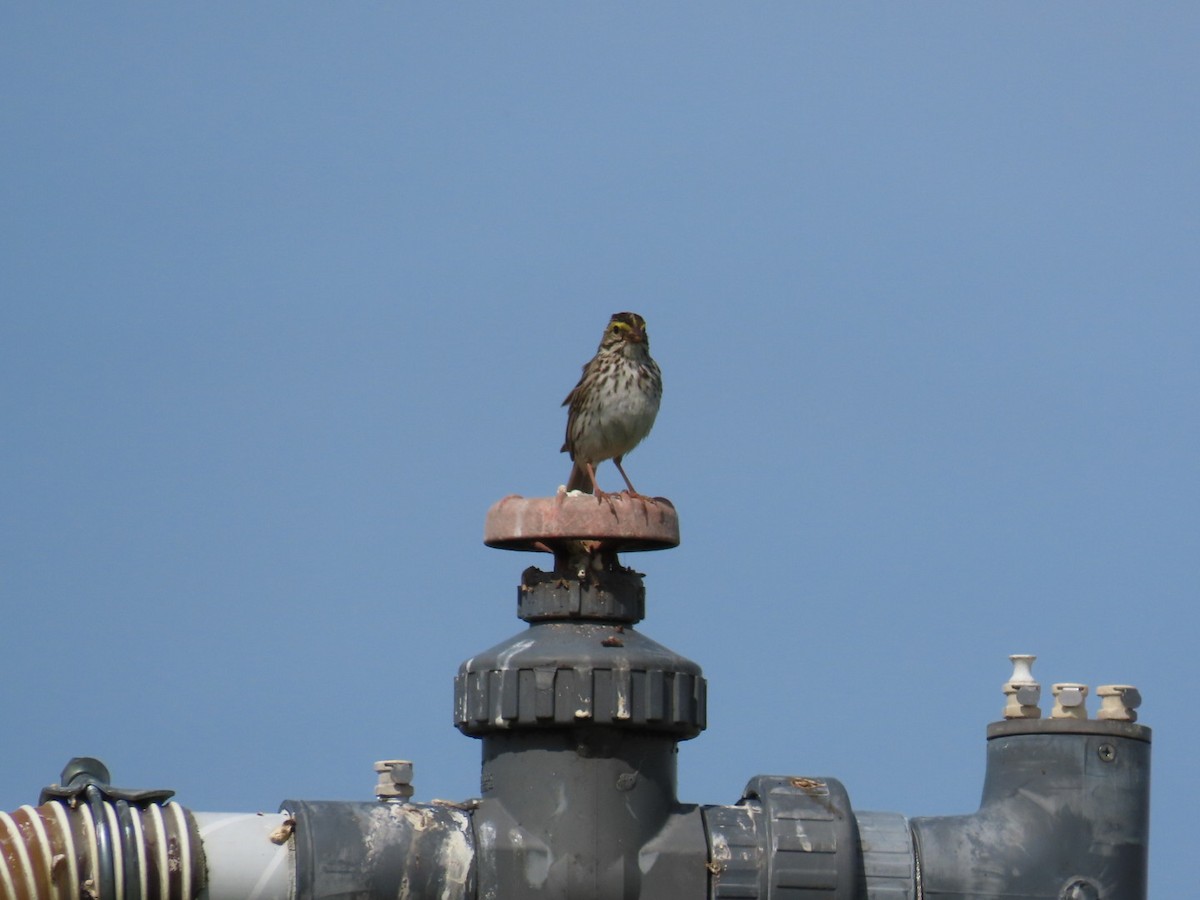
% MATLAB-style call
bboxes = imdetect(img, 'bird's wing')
[560,363,590,455]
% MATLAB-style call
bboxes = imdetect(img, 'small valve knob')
[1002,654,1042,719]
[1050,683,1089,719]
[374,760,415,801]
[1096,685,1141,722]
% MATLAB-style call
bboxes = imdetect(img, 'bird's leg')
[561,461,604,502]
[613,457,651,501]
[589,462,618,501]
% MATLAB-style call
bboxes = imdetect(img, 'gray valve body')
[279,520,1150,899]
[6,496,1149,900]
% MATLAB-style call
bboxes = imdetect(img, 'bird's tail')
[566,461,593,493]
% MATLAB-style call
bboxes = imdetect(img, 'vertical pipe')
[912,721,1151,899]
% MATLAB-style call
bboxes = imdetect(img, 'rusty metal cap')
[484,493,679,552]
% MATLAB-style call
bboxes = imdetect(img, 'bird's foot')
[593,486,620,504]
[619,488,658,504]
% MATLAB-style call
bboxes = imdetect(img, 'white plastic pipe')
[194,811,293,900]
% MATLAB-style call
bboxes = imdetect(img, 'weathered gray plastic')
[281,799,474,900]
[269,532,1150,899]
[455,569,706,739]
[910,718,1151,899]
[458,561,709,897]
[705,776,861,899]
[472,729,707,898]
[8,500,1152,899]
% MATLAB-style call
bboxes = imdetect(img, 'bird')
[561,312,662,497]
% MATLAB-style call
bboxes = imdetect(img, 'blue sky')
[3,5,1196,894]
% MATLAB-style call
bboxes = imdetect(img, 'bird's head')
[602,312,649,350]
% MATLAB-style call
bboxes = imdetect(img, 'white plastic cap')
[374,759,415,800]
[1002,654,1042,719]
[1050,683,1089,719]
[1096,684,1141,722]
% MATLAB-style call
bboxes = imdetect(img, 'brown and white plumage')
[561,312,662,496]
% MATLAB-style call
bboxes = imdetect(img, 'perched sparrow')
[561,312,662,497]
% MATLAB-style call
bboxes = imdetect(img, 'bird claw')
[594,488,620,508]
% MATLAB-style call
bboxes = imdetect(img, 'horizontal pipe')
[0,799,201,900]
[193,812,293,900]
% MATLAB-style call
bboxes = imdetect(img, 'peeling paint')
[494,638,535,670]
[435,811,473,900]
[710,833,731,862]
[399,806,438,830]
[638,848,660,874]
[523,843,551,888]
[614,663,631,719]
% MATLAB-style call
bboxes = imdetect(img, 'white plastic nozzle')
[1050,683,1089,719]
[1002,654,1042,719]
[374,759,415,800]
[1007,654,1037,684]
[1096,684,1141,722]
